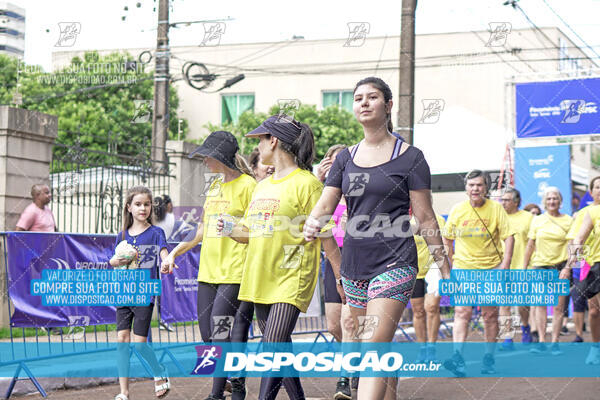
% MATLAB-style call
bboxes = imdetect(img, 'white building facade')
[0,2,25,59]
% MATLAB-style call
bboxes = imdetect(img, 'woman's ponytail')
[289,123,315,171]
[234,153,255,179]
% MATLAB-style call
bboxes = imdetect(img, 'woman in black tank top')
[304,77,451,399]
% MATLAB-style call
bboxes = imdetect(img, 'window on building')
[221,94,255,124]
[322,90,353,112]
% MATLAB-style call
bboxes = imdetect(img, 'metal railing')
[50,131,174,234]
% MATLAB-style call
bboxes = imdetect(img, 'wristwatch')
[336,278,343,286]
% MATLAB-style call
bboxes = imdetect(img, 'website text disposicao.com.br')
[222,351,442,373]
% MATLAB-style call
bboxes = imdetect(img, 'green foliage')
[204,104,363,160]
[204,110,268,155]
[0,52,188,161]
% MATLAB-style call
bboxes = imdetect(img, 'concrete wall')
[166,140,209,208]
[0,106,57,328]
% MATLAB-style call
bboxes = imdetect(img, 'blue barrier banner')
[514,145,572,215]
[6,232,200,327]
[439,269,569,306]
[0,342,599,378]
[516,78,600,138]
[159,245,200,323]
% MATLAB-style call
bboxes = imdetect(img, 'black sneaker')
[531,331,540,343]
[560,326,569,336]
[573,335,584,343]
[230,378,246,400]
[334,378,352,400]
[443,351,466,378]
[481,353,496,374]
[351,376,359,390]
[204,395,225,400]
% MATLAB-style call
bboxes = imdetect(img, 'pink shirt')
[16,203,56,232]
[332,203,347,248]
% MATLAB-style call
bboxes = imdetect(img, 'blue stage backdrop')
[516,78,600,138]
[6,232,200,327]
[514,146,572,216]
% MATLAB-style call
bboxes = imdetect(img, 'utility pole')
[397,0,417,145]
[152,0,169,163]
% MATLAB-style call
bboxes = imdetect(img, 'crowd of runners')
[109,76,600,400]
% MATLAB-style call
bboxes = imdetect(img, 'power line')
[471,30,522,73]
[17,54,598,104]
[540,0,600,61]
[505,0,559,53]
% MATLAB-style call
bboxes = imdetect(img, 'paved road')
[11,326,599,399]
[40,376,599,400]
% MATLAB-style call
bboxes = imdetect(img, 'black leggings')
[255,303,304,400]
[197,282,254,397]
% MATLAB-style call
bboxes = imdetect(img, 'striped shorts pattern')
[342,266,418,309]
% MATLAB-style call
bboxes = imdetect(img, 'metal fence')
[0,230,457,399]
[50,131,173,234]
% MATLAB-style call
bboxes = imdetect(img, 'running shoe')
[443,351,466,378]
[426,345,438,363]
[499,338,514,351]
[573,335,584,343]
[159,320,175,332]
[416,346,428,363]
[334,377,352,400]
[223,379,232,394]
[585,344,600,365]
[560,326,569,336]
[230,378,246,400]
[530,342,547,354]
[481,353,496,374]
[531,331,540,343]
[204,395,225,400]
[351,377,359,391]
[551,343,563,356]
[521,325,532,344]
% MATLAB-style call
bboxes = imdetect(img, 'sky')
[14,0,600,72]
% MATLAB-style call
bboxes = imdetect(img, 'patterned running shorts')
[342,266,418,309]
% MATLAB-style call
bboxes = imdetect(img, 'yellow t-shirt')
[411,214,446,279]
[528,213,572,267]
[444,199,514,269]
[571,204,600,263]
[198,174,256,284]
[238,168,325,313]
[505,210,533,269]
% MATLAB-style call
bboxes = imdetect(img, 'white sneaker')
[585,345,600,365]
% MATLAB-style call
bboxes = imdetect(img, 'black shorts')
[574,262,600,300]
[117,303,154,336]
[412,278,426,299]
[323,252,342,304]
[571,281,588,312]
[536,261,573,286]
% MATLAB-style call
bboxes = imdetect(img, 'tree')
[0,52,188,166]
[204,104,363,160]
